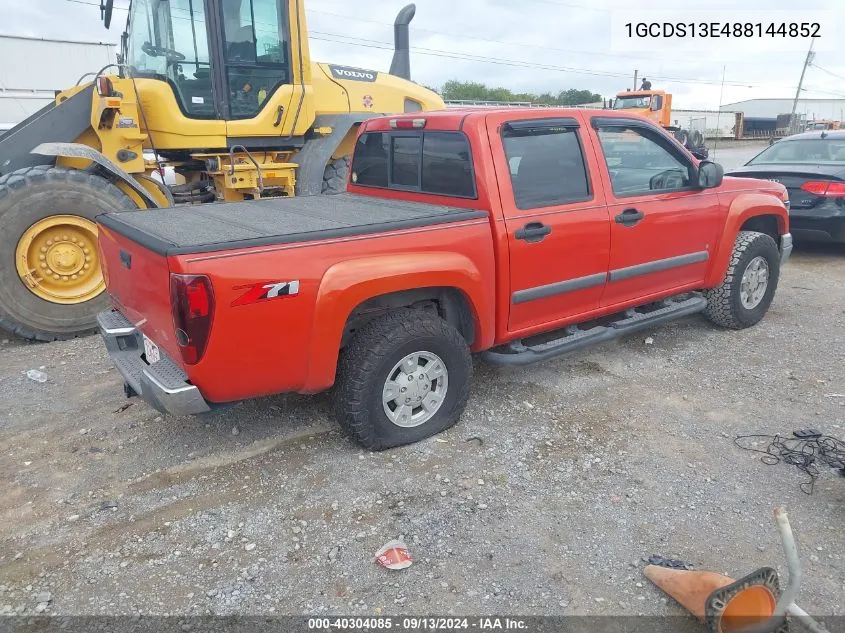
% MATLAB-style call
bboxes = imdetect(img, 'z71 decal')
[231,280,300,307]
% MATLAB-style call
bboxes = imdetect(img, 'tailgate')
[98,223,179,363]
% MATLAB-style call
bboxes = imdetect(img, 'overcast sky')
[1,0,843,109]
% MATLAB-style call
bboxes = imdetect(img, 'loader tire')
[0,165,137,342]
[322,156,350,194]
[689,129,704,149]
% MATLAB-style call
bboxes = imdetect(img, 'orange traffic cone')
[643,565,784,633]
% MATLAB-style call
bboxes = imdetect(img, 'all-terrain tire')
[322,156,350,194]
[703,230,781,330]
[0,165,137,341]
[332,308,473,450]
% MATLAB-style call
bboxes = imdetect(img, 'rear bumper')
[789,199,845,242]
[97,310,211,416]
[789,218,845,243]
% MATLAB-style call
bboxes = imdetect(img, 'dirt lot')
[1,243,844,624]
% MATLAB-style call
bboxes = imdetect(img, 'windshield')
[748,139,845,165]
[126,0,214,116]
[613,95,651,110]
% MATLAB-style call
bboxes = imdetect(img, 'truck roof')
[364,107,619,132]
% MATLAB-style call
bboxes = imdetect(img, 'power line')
[306,8,709,64]
[310,31,786,89]
[60,0,816,93]
[65,0,128,8]
[810,63,845,83]
[802,85,845,99]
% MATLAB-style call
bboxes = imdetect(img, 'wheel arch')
[293,113,379,196]
[303,252,494,392]
[705,194,788,288]
[31,142,161,209]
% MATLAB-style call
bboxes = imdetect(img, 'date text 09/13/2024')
[307,617,528,630]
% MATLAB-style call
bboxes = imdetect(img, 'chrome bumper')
[780,233,793,265]
[97,310,211,416]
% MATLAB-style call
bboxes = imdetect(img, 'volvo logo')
[328,64,377,82]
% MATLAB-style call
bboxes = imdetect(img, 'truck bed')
[98,193,487,255]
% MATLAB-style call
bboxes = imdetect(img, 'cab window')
[596,125,693,196]
[501,122,591,209]
[127,0,215,118]
[351,131,476,198]
[221,0,290,119]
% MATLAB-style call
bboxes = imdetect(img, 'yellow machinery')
[611,88,708,158]
[0,0,444,341]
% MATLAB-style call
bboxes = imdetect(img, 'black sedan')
[727,130,845,243]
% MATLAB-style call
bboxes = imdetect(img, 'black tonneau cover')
[98,193,487,256]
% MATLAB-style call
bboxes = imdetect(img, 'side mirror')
[100,0,114,29]
[697,160,724,189]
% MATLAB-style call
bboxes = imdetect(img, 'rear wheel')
[322,156,350,194]
[332,308,472,450]
[0,166,137,341]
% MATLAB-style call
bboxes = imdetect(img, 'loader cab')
[125,0,293,121]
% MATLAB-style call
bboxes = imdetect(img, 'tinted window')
[392,136,421,187]
[422,132,475,197]
[502,125,590,209]
[748,139,845,164]
[352,133,389,187]
[596,126,692,196]
[221,0,289,119]
[351,131,476,198]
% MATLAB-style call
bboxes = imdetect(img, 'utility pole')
[791,41,815,132]
[633,69,638,91]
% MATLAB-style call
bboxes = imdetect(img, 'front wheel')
[703,231,781,329]
[0,166,138,341]
[332,308,473,450]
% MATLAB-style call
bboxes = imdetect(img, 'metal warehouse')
[720,98,845,121]
[0,35,116,131]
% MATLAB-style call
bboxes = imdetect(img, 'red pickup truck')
[97,108,791,450]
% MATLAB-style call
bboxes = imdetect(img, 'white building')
[670,109,739,138]
[0,35,117,131]
[720,98,845,121]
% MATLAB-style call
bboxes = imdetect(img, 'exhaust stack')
[389,4,415,81]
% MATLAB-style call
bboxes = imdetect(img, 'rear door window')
[501,121,591,209]
[352,130,476,198]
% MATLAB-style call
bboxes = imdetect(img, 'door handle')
[514,222,552,243]
[614,208,645,226]
[272,105,285,127]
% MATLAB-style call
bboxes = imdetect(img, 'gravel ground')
[1,242,844,625]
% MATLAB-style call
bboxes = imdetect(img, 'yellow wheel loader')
[0,0,444,341]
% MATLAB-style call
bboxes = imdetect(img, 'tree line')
[435,80,602,105]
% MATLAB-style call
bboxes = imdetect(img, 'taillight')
[389,118,426,129]
[170,274,214,365]
[800,181,845,197]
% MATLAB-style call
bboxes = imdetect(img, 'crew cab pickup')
[97,108,792,450]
